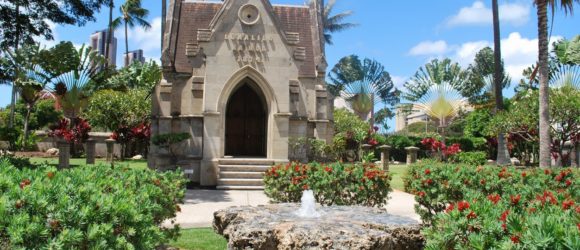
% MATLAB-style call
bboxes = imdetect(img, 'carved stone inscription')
[225,33,274,63]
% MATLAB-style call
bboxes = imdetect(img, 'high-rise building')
[124,49,145,66]
[89,29,117,67]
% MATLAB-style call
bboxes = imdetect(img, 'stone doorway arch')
[225,79,268,157]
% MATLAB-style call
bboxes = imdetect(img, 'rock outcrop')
[214,204,424,250]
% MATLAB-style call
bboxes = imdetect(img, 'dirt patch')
[14,151,54,158]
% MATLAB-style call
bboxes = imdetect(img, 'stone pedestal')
[405,146,420,165]
[57,140,70,169]
[105,139,116,163]
[85,139,96,165]
[378,145,392,171]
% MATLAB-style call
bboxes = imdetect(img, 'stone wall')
[35,131,122,157]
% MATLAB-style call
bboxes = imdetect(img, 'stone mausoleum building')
[149,0,333,189]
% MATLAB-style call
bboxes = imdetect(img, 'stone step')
[218,165,271,172]
[218,178,264,186]
[216,185,265,190]
[218,158,275,166]
[219,171,264,179]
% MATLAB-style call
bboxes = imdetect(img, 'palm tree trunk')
[537,0,552,167]
[105,0,114,68]
[8,4,21,129]
[23,104,31,146]
[492,0,510,166]
[125,21,129,66]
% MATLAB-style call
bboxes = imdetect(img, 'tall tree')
[112,0,151,66]
[329,55,400,125]
[318,0,357,45]
[463,47,510,106]
[534,0,579,167]
[105,0,114,68]
[492,0,511,165]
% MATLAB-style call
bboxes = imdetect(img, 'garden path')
[165,189,419,229]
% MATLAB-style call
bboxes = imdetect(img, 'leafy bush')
[386,134,424,162]
[264,162,391,207]
[0,126,19,150]
[0,154,34,169]
[0,160,186,249]
[404,161,579,249]
[449,151,487,166]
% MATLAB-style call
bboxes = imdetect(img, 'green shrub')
[404,161,580,249]
[264,162,391,207]
[386,135,424,162]
[0,155,35,170]
[449,151,487,166]
[0,126,20,150]
[0,160,186,249]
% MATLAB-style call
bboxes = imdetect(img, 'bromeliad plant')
[264,161,391,207]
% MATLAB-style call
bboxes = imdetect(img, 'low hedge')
[449,151,487,166]
[0,159,186,249]
[264,162,391,207]
[404,161,579,249]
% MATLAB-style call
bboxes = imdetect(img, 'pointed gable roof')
[172,0,319,77]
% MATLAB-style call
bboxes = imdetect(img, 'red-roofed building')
[149,0,333,189]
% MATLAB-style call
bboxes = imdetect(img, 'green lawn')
[29,157,148,170]
[389,164,408,191]
[170,228,227,250]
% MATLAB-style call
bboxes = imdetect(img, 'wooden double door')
[225,83,267,157]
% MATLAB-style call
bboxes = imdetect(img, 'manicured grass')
[28,157,148,170]
[170,228,227,250]
[389,164,408,191]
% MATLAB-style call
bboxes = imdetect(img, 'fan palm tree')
[318,0,358,45]
[112,0,151,66]
[411,82,466,134]
[535,0,579,167]
[492,0,511,165]
[329,55,400,126]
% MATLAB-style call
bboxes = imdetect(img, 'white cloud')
[408,40,449,56]
[391,75,407,89]
[447,1,530,27]
[448,32,563,81]
[454,40,490,66]
[128,17,162,53]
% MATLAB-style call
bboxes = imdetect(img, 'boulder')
[214,204,424,250]
[131,155,143,160]
[46,148,59,156]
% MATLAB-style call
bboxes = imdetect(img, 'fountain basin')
[213,204,424,250]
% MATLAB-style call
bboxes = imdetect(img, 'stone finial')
[405,146,420,166]
[105,139,116,163]
[361,144,372,151]
[85,138,96,165]
[378,145,392,171]
[57,139,70,169]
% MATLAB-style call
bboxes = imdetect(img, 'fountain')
[294,190,321,218]
[213,190,424,249]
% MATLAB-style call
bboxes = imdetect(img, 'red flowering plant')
[264,161,391,207]
[421,137,461,161]
[49,118,91,157]
[405,161,579,248]
[110,123,151,160]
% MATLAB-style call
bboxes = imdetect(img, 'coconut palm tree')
[317,0,358,45]
[535,0,579,167]
[105,0,114,68]
[492,0,511,165]
[113,0,151,66]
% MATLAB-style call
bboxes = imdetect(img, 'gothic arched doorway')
[225,81,267,157]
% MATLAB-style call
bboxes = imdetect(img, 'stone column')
[57,139,70,169]
[85,138,96,165]
[105,139,116,163]
[378,145,391,171]
[405,146,420,166]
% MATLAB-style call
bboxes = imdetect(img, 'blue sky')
[1,0,578,131]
